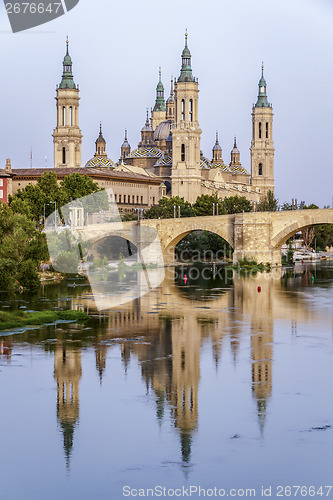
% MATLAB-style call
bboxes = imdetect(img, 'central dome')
[154,120,173,141]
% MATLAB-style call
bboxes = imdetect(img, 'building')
[116,32,275,204]
[3,36,274,211]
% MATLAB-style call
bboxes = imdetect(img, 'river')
[1,263,333,499]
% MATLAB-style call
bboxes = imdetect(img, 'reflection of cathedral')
[54,342,82,468]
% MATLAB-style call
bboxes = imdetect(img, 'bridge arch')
[163,225,234,263]
[91,234,138,260]
[271,209,333,251]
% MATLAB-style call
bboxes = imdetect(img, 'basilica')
[83,32,275,205]
[1,35,275,209]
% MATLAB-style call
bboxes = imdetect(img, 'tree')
[280,202,292,211]
[9,172,108,222]
[302,203,333,251]
[193,194,224,216]
[145,196,195,219]
[0,203,48,291]
[257,190,278,212]
[221,195,252,214]
[301,226,315,250]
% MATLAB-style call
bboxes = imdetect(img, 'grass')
[227,257,271,273]
[0,310,89,331]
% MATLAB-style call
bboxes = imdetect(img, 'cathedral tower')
[171,32,202,204]
[95,123,107,158]
[230,137,242,168]
[250,65,275,196]
[53,39,82,169]
[120,129,131,160]
[151,68,166,131]
[166,78,175,121]
[212,131,223,164]
[139,109,154,147]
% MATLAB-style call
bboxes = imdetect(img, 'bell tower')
[151,68,166,131]
[53,39,82,169]
[250,65,275,196]
[171,32,202,204]
[120,129,131,161]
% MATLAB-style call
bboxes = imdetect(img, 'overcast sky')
[0,0,332,207]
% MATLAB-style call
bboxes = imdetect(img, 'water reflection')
[54,342,81,469]
[1,263,333,479]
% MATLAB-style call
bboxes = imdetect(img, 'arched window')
[266,122,269,139]
[259,163,263,175]
[181,143,185,162]
[62,107,66,126]
[181,99,185,120]
[259,122,262,139]
[189,99,193,122]
[62,147,66,164]
[98,147,100,154]
[69,107,73,126]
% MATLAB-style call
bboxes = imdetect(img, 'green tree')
[280,202,292,211]
[0,203,48,291]
[193,194,225,216]
[221,195,252,214]
[9,172,108,222]
[257,190,278,212]
[145,196,195,219]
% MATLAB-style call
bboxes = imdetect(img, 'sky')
[0,0,332,207]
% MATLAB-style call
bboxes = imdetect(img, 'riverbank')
[0,310,89,331]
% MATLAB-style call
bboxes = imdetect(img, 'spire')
[212,131,222,151]
[178,30,194,83]
[121,129,130,148]
[96,122,106,144]
[166,76,175,104]
[59,38,76,90]
[255,63,270,108]
[141,108,153,132]
[153,67,166,112]
[95,123,107,157]
[230,136,241,167]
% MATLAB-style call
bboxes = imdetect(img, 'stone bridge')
[76,209,333,266]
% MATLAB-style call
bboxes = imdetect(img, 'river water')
[1,263,333,499]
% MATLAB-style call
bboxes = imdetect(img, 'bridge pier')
[233,214,281,267]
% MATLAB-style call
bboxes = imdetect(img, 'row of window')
[113,194,155,205]
[258,122,269,139]
[114,194,143,204]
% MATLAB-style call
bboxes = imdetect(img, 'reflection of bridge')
[77,209,333,266]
